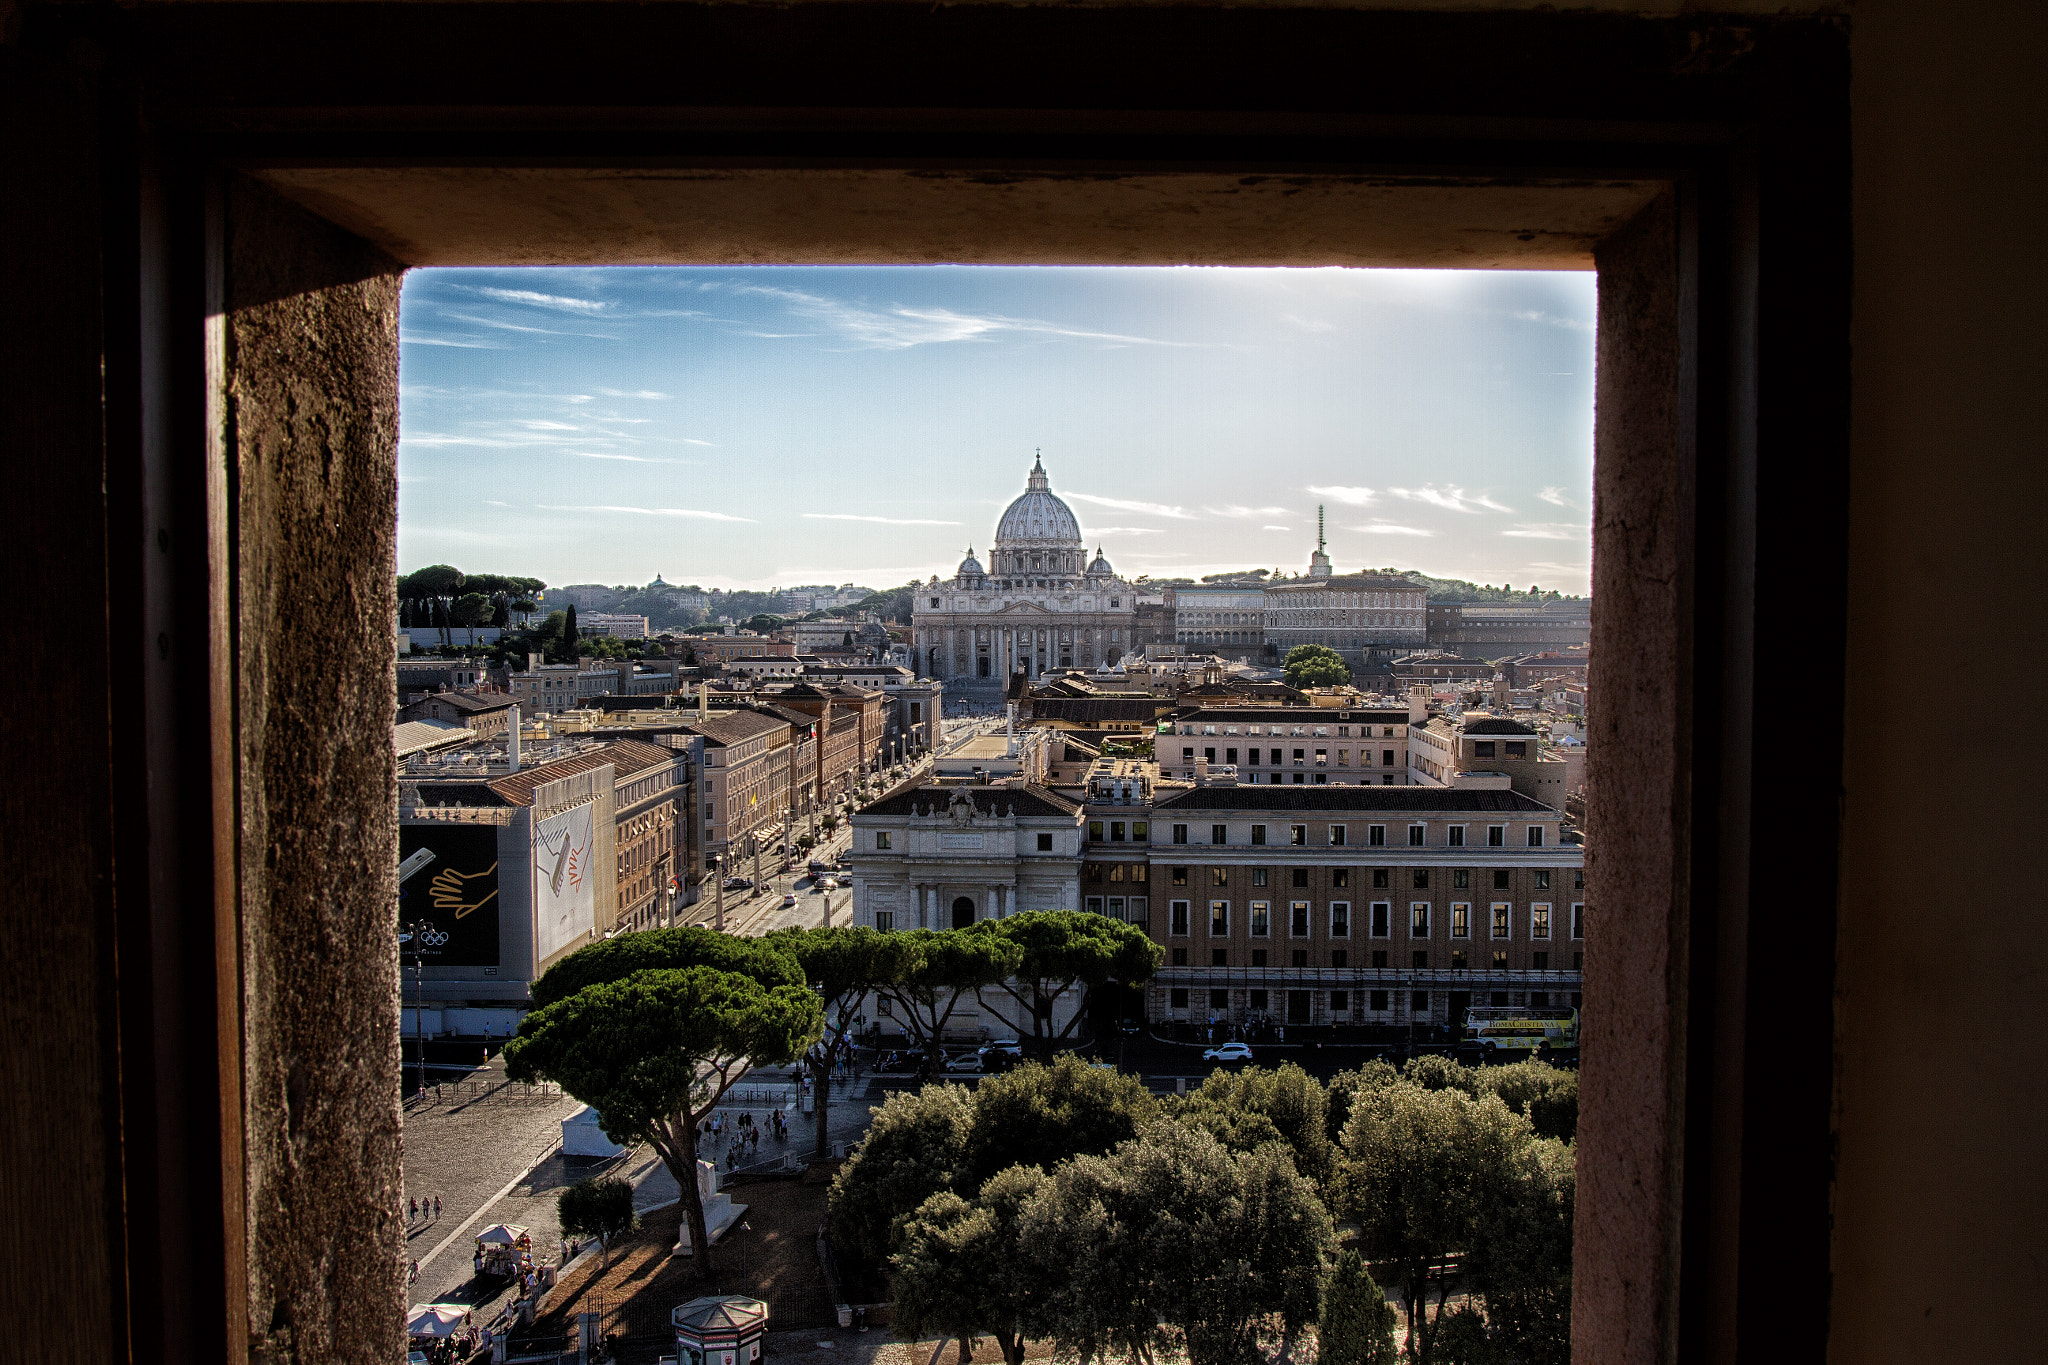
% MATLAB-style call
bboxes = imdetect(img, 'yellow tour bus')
[1463,1006,1579,1059]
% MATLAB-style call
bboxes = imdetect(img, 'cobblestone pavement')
[402,1059,887,1319]
[400,1055,590,1311]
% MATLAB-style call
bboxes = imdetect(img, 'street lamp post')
[711,854,725,932]
[399,919,427,1099]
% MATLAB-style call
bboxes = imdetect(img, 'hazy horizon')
[397,265,1596,595]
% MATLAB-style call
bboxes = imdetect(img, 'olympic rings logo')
[419,927,450,947]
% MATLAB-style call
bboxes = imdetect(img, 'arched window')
[952,896,977,929]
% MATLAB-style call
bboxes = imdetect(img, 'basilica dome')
[956,548,985,576]
[1088,547,1114,575]
[994,455,1084,547]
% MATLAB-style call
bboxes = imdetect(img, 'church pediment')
[995,601,1054,615]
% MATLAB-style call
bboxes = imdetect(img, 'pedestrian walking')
[410,1196,419,1221]
[433,1195,443,1220]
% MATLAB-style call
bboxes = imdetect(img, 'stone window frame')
[62,22,1849,1358]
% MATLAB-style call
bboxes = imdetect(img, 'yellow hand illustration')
[429,863,499,919]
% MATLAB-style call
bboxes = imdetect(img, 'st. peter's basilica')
[912,455,1136,684]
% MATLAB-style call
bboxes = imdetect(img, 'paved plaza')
[401,1056,890,1319]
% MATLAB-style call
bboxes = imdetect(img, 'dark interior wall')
[1835,1,2048,1359]
[1579,192,1684,1365]
[0,42,124,1365]
[225,178,407,1364]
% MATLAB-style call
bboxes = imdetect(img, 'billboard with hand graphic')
[533,802,597,966]
[397,823,502,967]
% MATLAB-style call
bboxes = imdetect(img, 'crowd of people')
[704,1107,792,1170]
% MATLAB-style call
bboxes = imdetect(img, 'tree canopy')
[892,1165,1052,1365]
[765,926,921,1156]
[1172,1061,1337,1188]
[879,929,1023,1078]
[1337,1083,1535,1363]
[1283,644,1352,689]
[1319,1249,1400,1365]
[557,1175,637,1271]
[1022,1120,1334,1365]
[828,1083,975,1267]
[529,925,802,1007]
[965,911,1162,1057]
[962,1053,1159,1189]
[506,930,821,1277]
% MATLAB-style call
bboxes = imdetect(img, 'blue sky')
[398,266,1595,593]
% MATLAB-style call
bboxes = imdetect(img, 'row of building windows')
[1165,899,1585,940]
[1151,866,1579,890]
[1167,946,1585,971]
[1165,987,1584,1013]
[1181,746,1401,767]
[1143,821,1549,848]
[1180,723,1402,737]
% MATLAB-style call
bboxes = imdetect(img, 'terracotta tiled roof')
[485,739,677,805]
[675,711,792,748]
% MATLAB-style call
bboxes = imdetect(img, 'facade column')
[987,885,999,920]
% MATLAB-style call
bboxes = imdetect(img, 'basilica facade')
[913,457,1137,683]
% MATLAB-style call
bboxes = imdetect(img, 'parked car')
[814,877,836,892]
[944,1053,983,1073]
[722,876,752,891]
[1202,1042,1254,1063]
[781,893,798,908]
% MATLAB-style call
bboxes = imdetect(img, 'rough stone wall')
[225,176,406,1365]
[1577,191,1685,1365]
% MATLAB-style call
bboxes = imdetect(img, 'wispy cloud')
[1351,521,1435,537]
[1501,522,1586,541]
[1508,309,1593,332]
[599,388,671,400]
[577,452,690,465]
[1065,492,1196,520]
[400,335,509,350]
[802,513,964,526]
[720,283,1189,352]
[1537,486,1580,509]
[521,420,581,431]
[1262,525,1291,532]
[1091,526,1167,536]
[673,438,718,447]
[1389,485,1514,515]
[1205,504,1293,519]
[440,311,572,335]
[538,504,754,523]
[1307,485,1377,506]
[476,287,612,315]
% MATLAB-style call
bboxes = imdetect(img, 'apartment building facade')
[1161,705,1414,785]
[1411,715,1581,806]
[678,710,793,859]
[1141,785,1583,1031]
